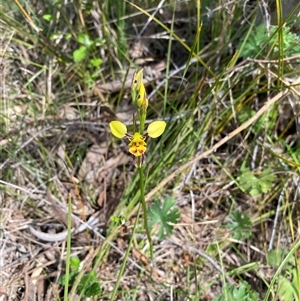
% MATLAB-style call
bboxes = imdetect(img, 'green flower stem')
[109,157,153,300]
[109,203,142,301]
[131,88,137,106]
[139,113,146,134]
[137,108,146,135]
[138,157,154,267]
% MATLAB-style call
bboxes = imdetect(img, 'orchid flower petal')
[109,121,127,138]
[147,121,166,138]
[129,132,147,156]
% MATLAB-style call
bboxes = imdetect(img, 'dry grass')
[1,0,300,300]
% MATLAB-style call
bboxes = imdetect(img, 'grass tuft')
[1,0,300,300]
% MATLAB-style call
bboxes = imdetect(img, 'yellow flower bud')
[132,69,143,92]
[137,82,147,107]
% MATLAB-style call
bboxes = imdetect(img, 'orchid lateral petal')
[109,121,127,138]
[147,121,166,138]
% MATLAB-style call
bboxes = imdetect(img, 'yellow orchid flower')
[128,132,147,156]
[109,120,166,157]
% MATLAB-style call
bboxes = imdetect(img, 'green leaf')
[237,168,276,196]
[148,197,180,240]
[239,24,266,58]
[59,266,101,297]
[84,282,101,297]
[42,14,53,21]
[258,169,276,193]
[89,58,103,67]
[58,256,81,285]
[267,248,294,268]
[77,271,101,297]
[79,270,97,288]
[226,211,252,240]
[238,107,277,135]
[73,46,88,63]
[239,24,300,60]
[212,283,259,301]
[267,249,284,266]
[94,38,105,46]
[77,33,92,47]
[70,256,80,270]
[278,270,299,301]
[58,271,77,286]
[267,250,299,301]
[110,215,127,226]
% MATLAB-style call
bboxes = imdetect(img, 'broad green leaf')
[238,168,275,196]
[77,33,92,47]
[73,46,88,63]
[43,14,53,21]
[70,256,80,271]
[84,282,101,297]
[89,58,103,67]
[226,211,252,240]
[212,283,259,301]
[148,197,180,240]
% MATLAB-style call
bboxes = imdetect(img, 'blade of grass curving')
[196,0,200,56]
[163,1,176,116]
[115,0,127,59]
[263,238,300,301]
[275,0,284,89]
[145,89,288,202]
[126,1,215,77]
[109,203,143,301]
[173,24,202,106]
[1,13,68,64]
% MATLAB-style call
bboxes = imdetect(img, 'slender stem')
[109,203,142,301]
[139,112,146,134]
[110,158,153,301]
[138,157,153,267]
